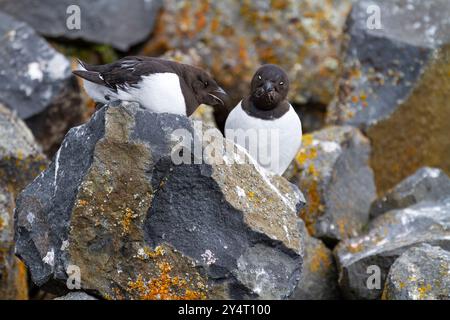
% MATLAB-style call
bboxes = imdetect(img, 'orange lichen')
[77,199,88,207]
[309,245,332,273]
[0,217,4,230]
[417,284,432,299]
[127,262,206,300]
[121,208,134,234]
[300,179,321,235]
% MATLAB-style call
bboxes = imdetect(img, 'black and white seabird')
[225,64,302,175]
[73,56,229,116]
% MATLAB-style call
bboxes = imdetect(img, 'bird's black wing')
[73,56,176,92]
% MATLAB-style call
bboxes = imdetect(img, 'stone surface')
[0,0,162,51]
[54,291,97,300]
[143,0,352,105]
[382,244,450,300]
[335,198,450,300]
[370,167,450,219]
[15,101,307,300]
[0,105,47,300]
[327,0,450,194]
[290,223,339,300]
[285,126,376,244]
[0,12,84,155]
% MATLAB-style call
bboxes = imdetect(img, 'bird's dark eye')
[280,81,284,85]
[258,75,262,80]
[204,81,208,87]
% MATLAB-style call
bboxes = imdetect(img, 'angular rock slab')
[142,0,352,104]
[290,223,339,300]
[0,0,162,51]
[54,291,97,300]
[15,101,306,300]
[327,0,450,194]
[0,11,84,155]
[335,198,450,300]
[0,105,47,300]
[382,244,450,300]
[285,126,376,244]
[370,167,450,219]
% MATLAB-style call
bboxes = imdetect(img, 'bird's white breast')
[122,73,187,115]
[225,101,302,175]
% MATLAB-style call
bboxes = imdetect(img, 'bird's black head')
[184,66,229,109]
[250,64,289,110]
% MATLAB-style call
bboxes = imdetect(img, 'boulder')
[0,0,162,51]
[15,101,307,300]
[290,224,339,300]
[335,198,450,300]
[54,291,97,300]
[327,0,450,194]
[284,126,376,244]
[142,0,352,105]
[370,167,450,219]
[382,244,450,300]
[0,11,84,155]
[0,105,47,300]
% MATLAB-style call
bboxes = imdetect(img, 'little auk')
[73,56,229,116]
[225,64,302,175]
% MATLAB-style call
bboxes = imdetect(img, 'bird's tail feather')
[72,70,104,85]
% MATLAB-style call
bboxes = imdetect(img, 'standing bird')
[225,64,302,175]
[73,56,229,116]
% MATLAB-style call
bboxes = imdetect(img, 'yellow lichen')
[309,245,332,273]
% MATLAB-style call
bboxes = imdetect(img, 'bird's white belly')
[83,72,187,115]
[225,102,302,175]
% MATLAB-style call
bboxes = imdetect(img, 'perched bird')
[73,56,229,116]
[225,64,302,175]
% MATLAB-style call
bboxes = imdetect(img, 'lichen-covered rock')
[290,224,339,300]
[0,11,84,155]
[0,105,47,300]
[190,104,218,130]
[370,167,450,219]
[335,198,450,300]
[54,292,97,300]
[143,0,352,105]
[382,244,450,300]
[0,0,162,51]
[285,126,376,244]
[327,0,450,194]
[15,101,307,300]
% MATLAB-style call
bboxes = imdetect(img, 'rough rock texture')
[0,105,47,300]
[335,198,450,300]
[285,126,376,244]
[327,0,450,194]
[382,244,450,300]
[15,101,307,300]
[54,291,97,300]
[190,104,218,130]
[0,0,162,51]
[290,224,339,300]
[370,167,450,219]
[0,11,84,155]
[143,0,352,105]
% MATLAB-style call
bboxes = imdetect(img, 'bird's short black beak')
[263,81,275,93]
[208,87,229,107]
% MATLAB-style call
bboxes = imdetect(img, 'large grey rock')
[0,0,162,51]
[290,224,339,300]
[335,198,450,300]
[15,101,307,300]
[0,105,47,300]
[382,244,450,300]
[370,167,450,219]
[0,11,84,155]
[327,0,450,194]
[54,291,97,300]
[284,126,376,244]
